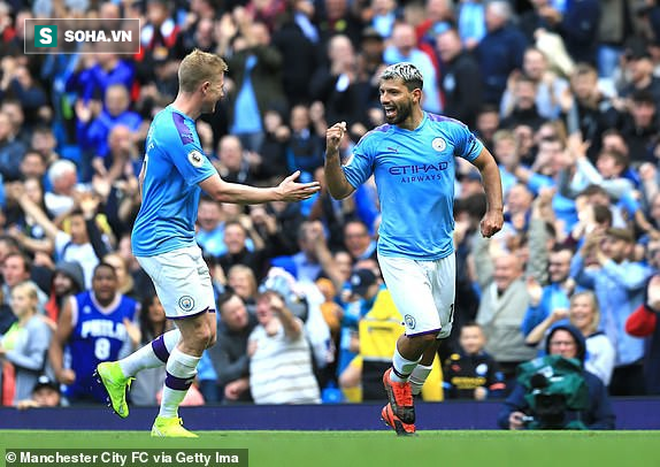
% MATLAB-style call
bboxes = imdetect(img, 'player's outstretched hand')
[277,170,321,202]
[480,209,504,238]
[326,121,347,153]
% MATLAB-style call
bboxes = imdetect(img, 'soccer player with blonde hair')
[95,49,319,437]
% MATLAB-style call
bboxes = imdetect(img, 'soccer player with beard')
[324,62,503,435]
[94,49,320,438]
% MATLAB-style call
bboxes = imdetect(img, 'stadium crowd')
[0,0,660,416]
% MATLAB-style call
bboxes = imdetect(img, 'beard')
[201,97,218,115]
[384,99,413,125]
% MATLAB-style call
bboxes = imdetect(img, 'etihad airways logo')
[389,162,449,183]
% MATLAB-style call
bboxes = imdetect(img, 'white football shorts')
[378,253,456,338]
[137,244,215,320]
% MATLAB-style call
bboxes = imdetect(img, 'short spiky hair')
[380,62,424,92]
[178,49,228,93]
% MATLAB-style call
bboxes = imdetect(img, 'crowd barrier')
[1,398,659,431]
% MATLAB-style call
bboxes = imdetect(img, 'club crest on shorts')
[432,137,446,152]
[404,314,416,329]
[178,295,195,312]
[188,150,204,168]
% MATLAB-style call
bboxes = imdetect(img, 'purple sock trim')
[392,366,411,380]
[152,335,170,363]
[165,371,194,391]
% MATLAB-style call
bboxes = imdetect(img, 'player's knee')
[417,333,438,346]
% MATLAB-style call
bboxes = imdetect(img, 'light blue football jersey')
[342,112,484,260]
[132,105,217,257]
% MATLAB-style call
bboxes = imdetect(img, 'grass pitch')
[1,430,659,467]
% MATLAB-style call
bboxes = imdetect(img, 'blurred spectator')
[285,104,325,175]
[316,0,364,47]
[474,105,500,149]
[436,25,483,127]
[271,0,320,106]
[626,274,660,395]
[1,99,29,148]
[617,44,660,103]
[16,374,62,409]
[343,219,377,263]
[49,263,140,405]
[491,129,520,196]
[226,15,286,153]
[0,282,52,405]
[500,74,547,132]
[273,220,341,288]
[538,291,616,386]
[498,324,615,430]
[251,202,303,257]
[443,322,506,400]
[0,111,25,182]
[560,63,618,161]
[473,238,537,391]
[6,177,55,259]
[196,197,229,258]
[136,0,185,84]
[369,0,398,39]
[209,291,257,404]
[79,50,135,104]
[537,0,601,66]
[29,126,59,168]
[457,0,487,50]
[476,0,527,104]
[310,34,365,127]
[521,244,575,336]
[570,228,654,395]
[103,253,138,300]
[0,64,48,127]
[76,84,142,180]
[19,150,48,184]
[501,47,569,121]
[218,220,269,281]
[43,260,84,323]
[215,135,255,185]
[227,264,259,306]
[43,159,78,218]
[617,89,658,164]
[12,187,109,288]
[248,290,321,404]
[384,22,441,114]
[181,17,218,54]
[255,109,290,182]
[597,0,642,78]
[2,252,49,311]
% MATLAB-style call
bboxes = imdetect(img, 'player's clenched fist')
[326,121,347,153]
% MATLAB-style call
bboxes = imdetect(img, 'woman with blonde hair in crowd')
[0,281,52,404]
[525,290,615,385]
[227,265,258,305]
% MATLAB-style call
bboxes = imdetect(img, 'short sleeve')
[452,123,483,162]
[160,113,216,186]
[342,134,376,189]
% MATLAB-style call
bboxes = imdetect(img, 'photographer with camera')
[497,324,615,430]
